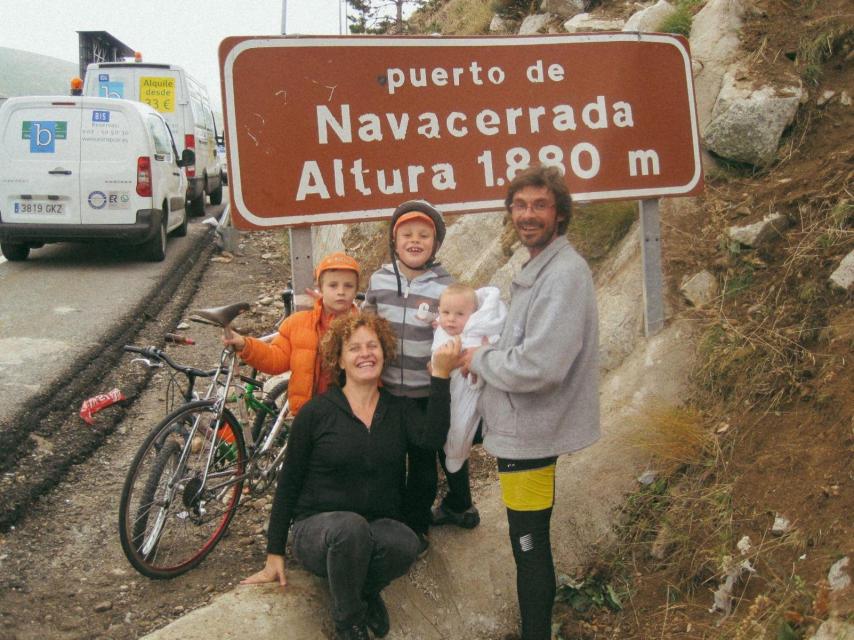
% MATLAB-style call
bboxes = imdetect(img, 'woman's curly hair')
[320,312,398,385]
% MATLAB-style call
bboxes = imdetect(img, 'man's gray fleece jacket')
[472,236,600,460]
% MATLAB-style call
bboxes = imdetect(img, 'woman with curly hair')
[242,312,461,640]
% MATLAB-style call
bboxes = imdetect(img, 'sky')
[1,0,346,113]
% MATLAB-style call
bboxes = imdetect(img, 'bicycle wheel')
[251,379,289,445]
[119,400,246,579]
[131,438,182,550]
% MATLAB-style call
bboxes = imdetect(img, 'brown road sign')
[219,34,702,229]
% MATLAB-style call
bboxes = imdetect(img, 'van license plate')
[13,201,65,215]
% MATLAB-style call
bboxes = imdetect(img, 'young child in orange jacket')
[223,252,360,415]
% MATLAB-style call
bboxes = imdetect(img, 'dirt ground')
[0,230,497,640]
[0,233,287,639]
[551,0,854,637]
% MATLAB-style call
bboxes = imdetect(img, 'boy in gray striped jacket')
[363,201,479,555]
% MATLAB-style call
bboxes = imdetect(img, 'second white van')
[82,62,223,216]
[0,96,194,261]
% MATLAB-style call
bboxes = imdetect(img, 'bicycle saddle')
[191,302,251,327]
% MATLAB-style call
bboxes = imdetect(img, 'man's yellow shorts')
[498,459,556,512]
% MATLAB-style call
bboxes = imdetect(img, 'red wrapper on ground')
[80,388,126,425]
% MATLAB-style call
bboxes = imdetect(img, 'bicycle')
[123,343,282,435]
[118,301,293,579]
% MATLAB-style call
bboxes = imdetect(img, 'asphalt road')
[0,206,223,421]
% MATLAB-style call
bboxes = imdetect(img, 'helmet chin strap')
[390,251,440,297]
[392,254,403,296]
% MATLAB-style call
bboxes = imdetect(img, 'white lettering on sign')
[296,161,456,201]
[221,33,704,228]
[385,61,507,95]
[316,99,634,144]
[628,149,661,176]
[526,59,565,83]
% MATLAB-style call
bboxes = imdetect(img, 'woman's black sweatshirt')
[266,377,451,554]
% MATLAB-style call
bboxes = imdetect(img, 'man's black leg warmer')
[507,507,555,640]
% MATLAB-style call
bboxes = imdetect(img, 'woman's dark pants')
[291,511,420,630]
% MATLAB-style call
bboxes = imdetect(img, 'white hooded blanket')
[431,286,507,472]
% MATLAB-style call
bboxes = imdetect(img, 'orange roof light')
[70,77,83,90]
[134,51,143,62]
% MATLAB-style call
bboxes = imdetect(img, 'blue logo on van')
[22,121,67,153]
[88,191,107,209]
[98,74,109,82]
[98,81,124,99]
[92,110,110,123]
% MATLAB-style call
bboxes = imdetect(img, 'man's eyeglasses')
[510,200,555,215]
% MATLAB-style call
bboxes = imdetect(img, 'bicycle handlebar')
[123,345,217,379]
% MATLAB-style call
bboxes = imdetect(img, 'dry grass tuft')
[623,405,713,471]
[409,0,494,34]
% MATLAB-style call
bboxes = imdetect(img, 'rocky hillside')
[312,0,853,638]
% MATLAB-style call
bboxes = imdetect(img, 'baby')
[432,284,506,473]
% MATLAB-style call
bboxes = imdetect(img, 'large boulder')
[690,0,746,132]
[623,0,676,33]
[489,244,528,302]
[564,13,625,32]
[809,619,854,640]
[312,222,347,257]
[830,249,854,291]
[437,211,507,287]
[727,212,790,248]
[489,14,512,33]
[540,0,586,18]
[595,224,645,372]
[519,13,553,35]
[681,269,719,307]
[704,67,804,166]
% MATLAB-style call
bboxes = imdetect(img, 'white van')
[0,96,194,262]
[82,62,223,216]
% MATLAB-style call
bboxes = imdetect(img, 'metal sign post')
[281,1,316,305]
[289,226,315,307]
[639,199,664,336]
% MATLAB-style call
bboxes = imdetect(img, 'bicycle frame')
[244,394,292,494]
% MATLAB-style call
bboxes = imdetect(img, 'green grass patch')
[658,6,693,36]
[829,199,852,228]
[722,263,755,299]
[656,0,702,37]
[555,571,623,613]
[797,24,854,85]
[567,201,638,267]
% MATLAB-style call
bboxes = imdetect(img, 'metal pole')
[639,199,665,336]
[281,0,315,308]
[289,227,315,309]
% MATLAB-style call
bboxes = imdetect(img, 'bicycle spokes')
[119,401,246,579]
